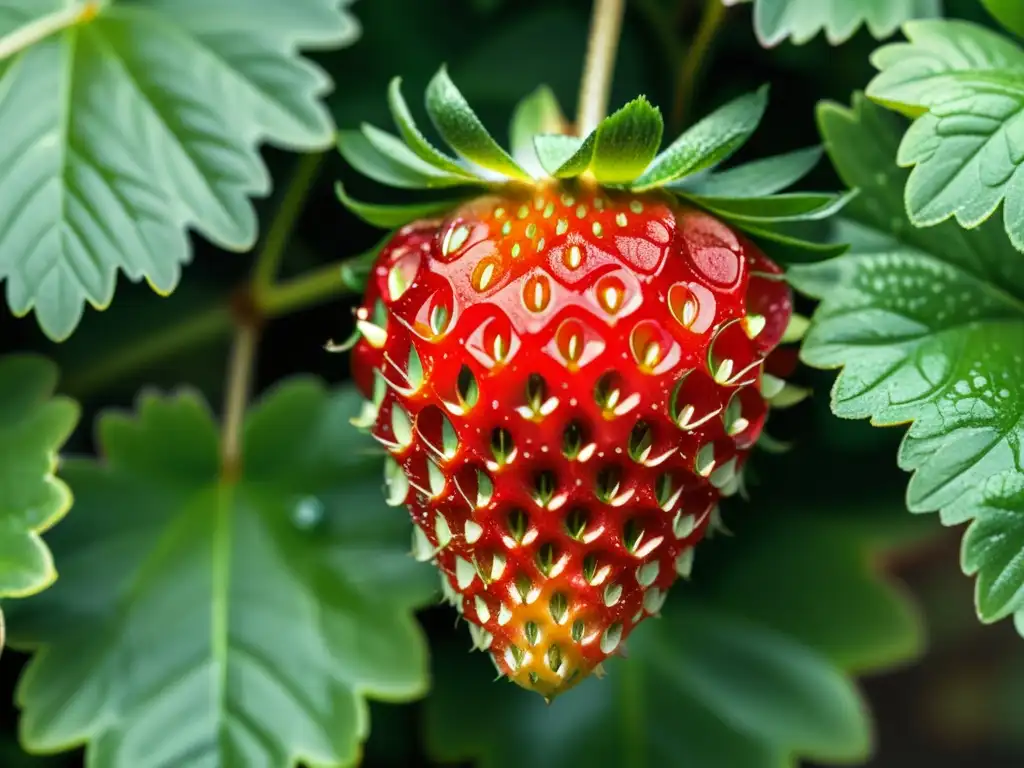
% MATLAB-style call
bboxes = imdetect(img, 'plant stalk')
[576,0,626,136]
[220,323,258,480]
[672,0,728,131]
[0,1,100,62]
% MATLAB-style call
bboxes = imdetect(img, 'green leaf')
[962,472,1024,622]
[733,219,850,265]
[867,20,1024,249]
[726,0,941,47]
[0,0,359,341]
[424,65,530,181]
[335,182,464,229]
[690,191,855,223]
[0,355,79,598]
[387,77,477,178]
[337,129,473,190]
[6,380,435,766]
[551,97,664,184]
[982,0,1024,40]
[633,87,769,191]
[425,505,923,768]
[796,94,1024,629]
[672,146,824,198]
[533,134,585,176]
[508,86,567,178]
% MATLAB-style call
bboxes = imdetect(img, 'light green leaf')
[425,505,922,768]
[633,87,768,191]
[424,65,530,181]
[533,134,585,177]
[551,97,664,184]
[0,355,79,598]
[509,85,567,178]
[7,380,435,766]
[337,129,471,190]
[867,20,1024,249]
[690,191,855,223]
[982,0,1024,40]
[672,146,823,198]
[796,94,1024,629]
[0,0,360,341]
[725,0,941,47]
[360,123,476,188]
[387,77,476,178]
[335,182,464,228]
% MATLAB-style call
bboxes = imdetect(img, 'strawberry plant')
[0,0,1021,766]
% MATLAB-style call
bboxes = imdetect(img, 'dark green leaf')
[796,94,1024,630]
[336,183,464,228]
[7,380,435,766]
[424,505,922,768]
[0,356,79,598]
[0,0,360,341]
[671,146,823,198]
[981,0,1024,40]
[691,191,855,223]
[734,219,850,264]
[962,472,1024,622]
[729,0,942,47]
[867,20,1024,249]
[387,77,477,178]
[425,65,531,180]
[509,86,568,177]
[633,87,769,190]
[551,97,664,184]
[534,134,585,176]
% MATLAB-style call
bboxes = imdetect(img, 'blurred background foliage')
[0,0,1020,765]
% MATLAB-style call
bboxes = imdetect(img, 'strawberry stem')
[672,0,728,131]
[220,323,258,481]
[0,1,100,62]
[576,0,626,137]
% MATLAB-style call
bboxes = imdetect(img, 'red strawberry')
[349,184,793,698]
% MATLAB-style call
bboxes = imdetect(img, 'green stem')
[0,1,100,61]
[672,0,728,131]
[260,261,350,318]
[576,0,627,136]
[220,323,258,480]
[252,151,325,295]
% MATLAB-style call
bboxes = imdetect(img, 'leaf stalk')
[576,0,626,137]
[0,1,100,62]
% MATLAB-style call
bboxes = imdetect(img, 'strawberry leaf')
[509,86,568,178]
[0,355,78,599]
[962,473,1024,624]
[689,191,856,223]
[725,0,941,47]
[6,380,435,766]
[424,505,923,768]
[533,135,586,177]
[425,65,531,181]
[866,20,1024,250]
[981,0,1024,39]
[671,146,824,198]
[336,182,467,228]
[730,219,850,265]
[336,129,473,190]
[633,87,769,191]
[0,0,359,341]
[552,97,664,184]
[795,94,1024,630]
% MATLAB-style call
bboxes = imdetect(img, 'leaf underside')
[0,0,359,340]
[796,94,1024,633]
[6,380,436,767]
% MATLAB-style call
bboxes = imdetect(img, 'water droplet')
[292,496,324,530]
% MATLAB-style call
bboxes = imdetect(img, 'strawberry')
[348,186,792,698]
[337,69,832,699]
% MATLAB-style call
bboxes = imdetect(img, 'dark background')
[1,0,1020,765]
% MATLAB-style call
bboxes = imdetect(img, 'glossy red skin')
[351,185,792,697]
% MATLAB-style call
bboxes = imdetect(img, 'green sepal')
[425,65,531,181]
[690,190,858,223]
[510,86,568,177]
[336,182,465,229]
[633,86,770,191]
[360,123,476,188]
[738,219,851,265]
[551,97,664,184]
[672,146,824,198]
[338,130,467,190]
[387,77,478,179]
[534,135,585,176]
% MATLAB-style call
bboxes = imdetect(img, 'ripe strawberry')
[348,185,793,698]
